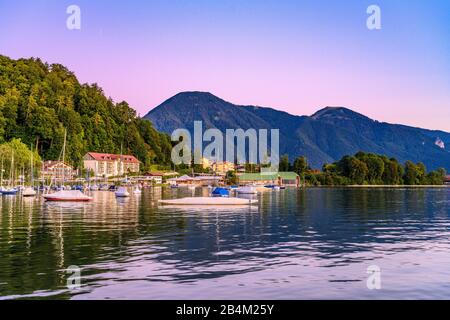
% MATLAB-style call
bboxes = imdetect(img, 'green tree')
[225,170,238,185]
[279,154,290,172]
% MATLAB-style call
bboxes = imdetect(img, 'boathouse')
[237,172,300,187]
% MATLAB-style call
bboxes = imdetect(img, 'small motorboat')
[43,190,93,202]
[22,187,37,197]
[73,185,84,191]
[1,188,18,195]
[236,186,258,195]
[211,187,230,197]
[133,186,142,194]
[115,187,130,197]
[159,197,258,206]
[170,184,179,189]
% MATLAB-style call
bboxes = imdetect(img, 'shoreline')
[308,185,449,188]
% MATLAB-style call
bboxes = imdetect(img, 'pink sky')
[0,0,449,131]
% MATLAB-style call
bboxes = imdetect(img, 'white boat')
[115,187,130,197]
[133,186,142,194]
[236,186,258,194]
[43,190,93,202]
[1,187,18,195]
[22,187,37,197]
[23,145,37,197]
[159,197,258,205]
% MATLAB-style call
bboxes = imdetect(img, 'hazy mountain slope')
[144,92,450,170]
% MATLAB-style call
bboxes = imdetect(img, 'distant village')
[41,152,302,187]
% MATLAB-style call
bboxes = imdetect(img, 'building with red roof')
[83,152,140,177]
[41,161,76,180]
[445,175,450,185]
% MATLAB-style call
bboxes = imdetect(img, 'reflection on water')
[0,187,449,299]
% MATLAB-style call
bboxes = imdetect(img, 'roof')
[167,175,223,182]
[42,161,73,170]
[85,152,140,164]
[144,172,164,177]
[238,172,299,181]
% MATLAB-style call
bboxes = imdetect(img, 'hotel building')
[83,152,140,177]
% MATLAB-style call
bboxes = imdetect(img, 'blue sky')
[1,0,449,130]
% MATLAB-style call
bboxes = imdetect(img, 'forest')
[0,55,173,172]
[282,152,446,186]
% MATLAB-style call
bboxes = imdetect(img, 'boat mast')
[30,144,34,188]
[0,156,3,188]
[62,129,67,187]
[120,142,123,177]
[10,152,14,188]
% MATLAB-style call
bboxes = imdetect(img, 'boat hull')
[115,194,130,198]
[1,190,18,195]
[159,197,258,205]
[43,196,93,202]
[43,190,93,202]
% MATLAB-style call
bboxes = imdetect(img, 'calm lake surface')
[0,187,449,300]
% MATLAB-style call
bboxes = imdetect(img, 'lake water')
[0,187,449,300]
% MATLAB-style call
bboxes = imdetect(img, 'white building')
[83,152,140,177]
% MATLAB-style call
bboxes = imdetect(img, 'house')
[83,152,140,177]
[237,172,300,187]
[41,161,76,180]
[211,161,235,174]
[201,157,235,174]
[167,175,224,186]
[141,172,164,184]
[445,175,450,185]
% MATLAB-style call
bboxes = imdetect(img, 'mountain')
[144,92,450,171]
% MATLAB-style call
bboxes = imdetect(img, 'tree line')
[280,152,446,186]
[0,55,173,172]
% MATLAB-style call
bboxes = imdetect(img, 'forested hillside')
[0,55,172,170]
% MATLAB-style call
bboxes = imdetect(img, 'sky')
[0,0,449,131]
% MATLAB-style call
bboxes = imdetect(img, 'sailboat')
[2,152,18,195]
[115,143,130,198]
[43,130,93,202]
[23,146,37,197]
[236,185,258,195]
[133,185,142,194]
[115,186,130,197]
[0,156,5,193]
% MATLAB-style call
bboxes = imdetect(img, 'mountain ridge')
[144,91,450,170]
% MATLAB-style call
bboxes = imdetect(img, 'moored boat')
[43,190,93,202]
[22,187,37,197]
[115,187,130,197]
[211,187,230,197]
[133,186,142,194]
[1,188,18,195]
[159,197,257,206]
[236,186,258,194]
